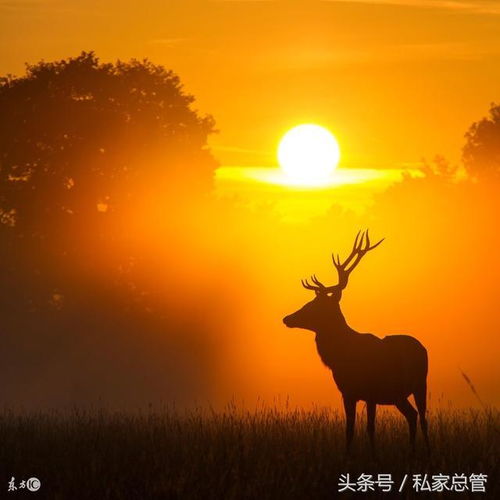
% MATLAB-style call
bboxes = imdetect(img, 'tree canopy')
[0,52,217,310]
[463,103,500,180]
[0,51,216,235]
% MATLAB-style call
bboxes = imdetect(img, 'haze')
[0,0,499,412]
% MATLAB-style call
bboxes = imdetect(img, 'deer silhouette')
[283,230,429,453]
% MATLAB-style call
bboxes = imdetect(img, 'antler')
[301,230,384,293]
[301,274,327,292]
[332,229,384,289]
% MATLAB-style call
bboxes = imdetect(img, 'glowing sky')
[1,1,499,409]
[1,0,500,170]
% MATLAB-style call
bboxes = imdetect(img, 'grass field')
[0,405,497,499]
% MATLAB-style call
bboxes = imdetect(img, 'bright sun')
[278,124,340,185]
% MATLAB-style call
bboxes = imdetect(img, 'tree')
[0,51,216,233]
[0,53,222,407]
[0,51,217,309]
[463,103,500,180]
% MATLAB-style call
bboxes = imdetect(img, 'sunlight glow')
[278,124,340,186]
[215,166,424,221]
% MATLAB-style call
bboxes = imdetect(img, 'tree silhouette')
[463,103,500,180]
[0,51,216,233]
[0,53,221,407]
[0,52,217,309]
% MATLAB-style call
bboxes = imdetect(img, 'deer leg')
[366,402,376,454]
[343,396,356,453]
[413,383,430,455]
[395,398,418,452]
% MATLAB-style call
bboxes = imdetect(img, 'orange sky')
[2,0,500,169]
[1,1,499,411]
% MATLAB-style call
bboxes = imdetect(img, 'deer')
[283,230,429,454]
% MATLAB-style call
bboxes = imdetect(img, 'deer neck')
[313,312,357,369]
[316,307,355,337]
[315,323,355,340]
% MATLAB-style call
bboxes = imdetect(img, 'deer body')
[283,231,429,453]
[315,330,427,405]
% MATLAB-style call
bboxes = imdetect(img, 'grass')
[0,405,497,499]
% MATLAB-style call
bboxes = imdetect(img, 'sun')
[278,124,340,186]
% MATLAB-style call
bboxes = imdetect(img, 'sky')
[2,0,500,169]
[1,0,499,411]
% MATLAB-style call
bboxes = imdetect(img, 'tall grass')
[0,405,497,499]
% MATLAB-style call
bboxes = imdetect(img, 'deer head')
[283,230,384,332]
